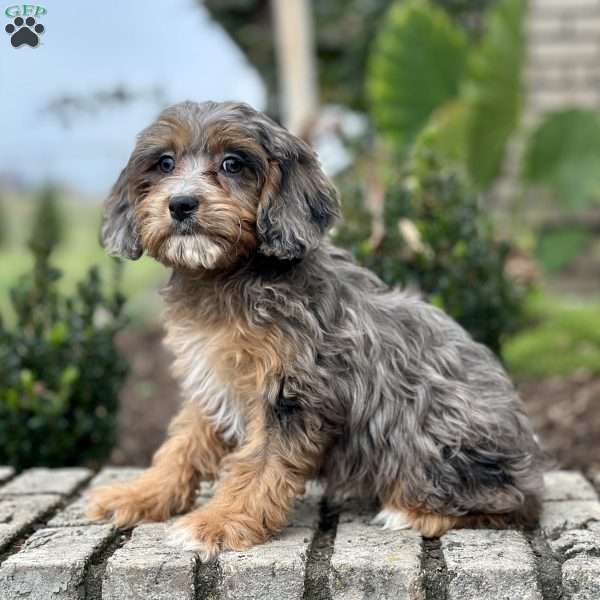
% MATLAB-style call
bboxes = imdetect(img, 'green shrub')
[0,196,6,249]
[31,183,65,252]
[335,152,525,354]
[0,226,128,469]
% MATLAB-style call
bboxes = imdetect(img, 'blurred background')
[1,0,599,478]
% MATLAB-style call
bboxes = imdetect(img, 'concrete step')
[0,468,598,599]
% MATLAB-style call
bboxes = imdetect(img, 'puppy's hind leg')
[374,493,542,538]
[87,402,229,527]
[371,506,412,531]
[374,482,459,536]
[373,499,459,537]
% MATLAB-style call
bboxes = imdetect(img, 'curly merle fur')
[90,100,543,556]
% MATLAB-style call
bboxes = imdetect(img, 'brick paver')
[0,466,598,598]
[0,468,92,497]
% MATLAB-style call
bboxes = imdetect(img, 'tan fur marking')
[207,320,289,399]
[402,509,460,537]
[87,403,228,527]
[134,158,259,271]
[164,306,293,442]
[172,409,320,555]
[381,499,538,538]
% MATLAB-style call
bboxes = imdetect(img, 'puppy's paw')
[167,508,265,559]
[167,519,217,561]
[371,508,412,531]
[86,481,177,528]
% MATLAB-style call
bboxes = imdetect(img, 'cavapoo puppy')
[88,100,543,557]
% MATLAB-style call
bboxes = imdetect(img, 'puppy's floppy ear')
[101,168,143,260]
[257,134,340,260]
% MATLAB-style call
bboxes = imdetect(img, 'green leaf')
[412,99,469,167]
[464,0,526,187]
[523,109,600,209]
[367,0,468,153]
[46,321,68,346]
[59,365,79,389]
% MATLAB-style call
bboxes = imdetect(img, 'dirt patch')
[519,372,600,477]
[110,328,180,466]
[111,328,600,477]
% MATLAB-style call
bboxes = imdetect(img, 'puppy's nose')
[169,195,199,222]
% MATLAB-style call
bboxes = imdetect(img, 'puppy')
[88,101,543,557]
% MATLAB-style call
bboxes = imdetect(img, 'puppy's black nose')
[169,195,199,222]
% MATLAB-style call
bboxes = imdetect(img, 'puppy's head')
[102,101,339,270]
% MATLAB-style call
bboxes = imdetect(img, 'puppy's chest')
[164,319,286,442]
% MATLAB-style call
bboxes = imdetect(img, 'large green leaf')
[523,109,600,209]
[412,99,470,167]
[367,0,468,153]
[464,0,526,188]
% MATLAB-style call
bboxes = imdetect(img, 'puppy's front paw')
[167,508,265,560]
[87,481,177,528]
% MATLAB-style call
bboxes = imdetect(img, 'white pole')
[271,0,319,136]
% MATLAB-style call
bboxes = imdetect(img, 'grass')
[504,291,600,380]
[0,192,166,324]
[535,227,591,274]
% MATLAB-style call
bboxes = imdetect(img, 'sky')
[0,0,265,197]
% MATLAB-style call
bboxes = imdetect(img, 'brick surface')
[541,500,600,536]
[0,466,599,598]
[544,471,599,502]
[562,557,600,600]
[0,467,14,486]
[103,523,196,600]
[215,526,314,600]
[201,487,320,600]
[549,527,600,559]
[49,467,143,527]
[88,467,144,488]
[0,525,113,600]
[548,528,600,599]
[329,515,423,600]
[0,494,61,552]
[528,15,600,35]
[0,468,92,497]
[288,482,322,530]
[530,0,600,16]
[441,529,541,600]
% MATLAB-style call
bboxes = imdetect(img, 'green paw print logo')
[5,4,46,48]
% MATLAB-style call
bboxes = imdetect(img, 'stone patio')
[0,467,599,599]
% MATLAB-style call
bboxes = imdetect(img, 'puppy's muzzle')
[169,195,199,222]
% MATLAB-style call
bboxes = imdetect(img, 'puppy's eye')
[158,155,176,174]
[221,156,243,175]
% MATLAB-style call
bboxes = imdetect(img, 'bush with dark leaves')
[0,230,127,469]
[335,152,525,354]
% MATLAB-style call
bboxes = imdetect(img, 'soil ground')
[111,329,600,479]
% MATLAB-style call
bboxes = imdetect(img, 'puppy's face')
[102,101,339,270]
